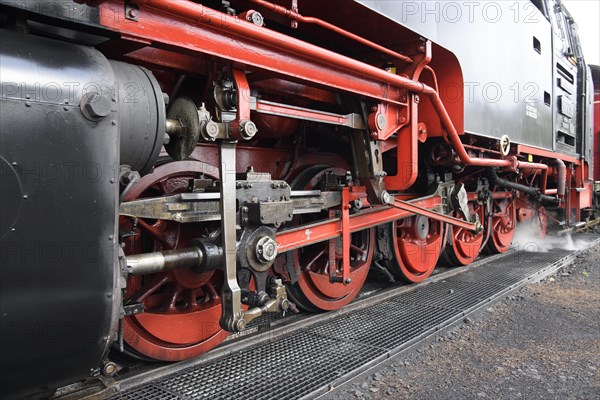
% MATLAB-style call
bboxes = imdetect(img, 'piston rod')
[126,247,204,275]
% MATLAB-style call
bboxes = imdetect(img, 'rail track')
[53,233,600,400]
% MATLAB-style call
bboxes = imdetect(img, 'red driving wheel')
[285,166,374,312]
[442,202,485,266]
[389,215,444,283]
[484,195,516,254]
[120,161,227,361]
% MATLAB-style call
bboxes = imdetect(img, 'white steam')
[511,219,587,253]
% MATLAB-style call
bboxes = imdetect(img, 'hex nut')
[256,236,278,263]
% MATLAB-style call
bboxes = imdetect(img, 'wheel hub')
[415,215,429,240]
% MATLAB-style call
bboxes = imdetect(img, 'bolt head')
[376,113,386,130]
[380,191,392,205]
[81,92,111,120]
[235,319,246,332]
[102,362,117,376]
[204,121,219,138]
[249,11,264,26]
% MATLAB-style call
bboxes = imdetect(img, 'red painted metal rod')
[132,0,427,93]
[276,198,438,253]
[248,0,413,64]
[389,198,476,231]
[132,0,547,173]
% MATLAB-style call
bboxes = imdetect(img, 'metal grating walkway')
[110,243,594,400]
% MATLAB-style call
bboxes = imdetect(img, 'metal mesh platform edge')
[104,236,600,400]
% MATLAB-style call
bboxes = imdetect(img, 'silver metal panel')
[359,1,554,149]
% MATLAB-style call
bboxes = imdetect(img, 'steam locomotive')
[0,0,596,398]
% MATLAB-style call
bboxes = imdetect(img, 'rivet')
[111,120,117,126]
[11,228,16,232]
[22,195,28,200]
[109,235,114,241]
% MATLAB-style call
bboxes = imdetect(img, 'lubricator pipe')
[248,0,413,64]
[425,93,548,172]
[485,168,558,204]
[131,0,546,173]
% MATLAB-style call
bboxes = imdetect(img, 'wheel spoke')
[304,247,327,272]
[350,243,366,256]
[132,275,170,303]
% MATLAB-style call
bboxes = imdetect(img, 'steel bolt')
[380,191,392,205]
[239,120,258,140]
[247,11,264,26]
[204,121,219,139]
[128,8,138,19]
[102,362,118,377]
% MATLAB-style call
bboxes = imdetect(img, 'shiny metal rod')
[126,247,205,275]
